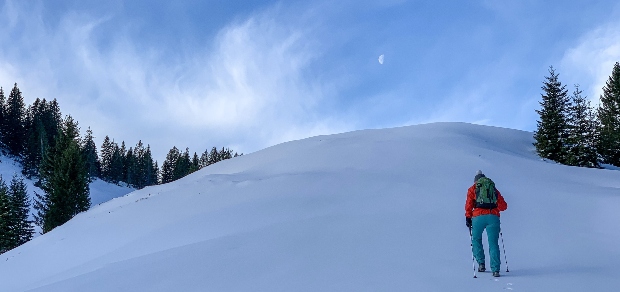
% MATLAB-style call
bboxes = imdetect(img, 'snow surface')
[1,122,619,291]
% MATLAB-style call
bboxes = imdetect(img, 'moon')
[378,54,384,64]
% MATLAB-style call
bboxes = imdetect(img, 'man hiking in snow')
[465,170,508,277]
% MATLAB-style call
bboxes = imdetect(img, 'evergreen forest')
[534,62,620,168]
[0,83,240,249]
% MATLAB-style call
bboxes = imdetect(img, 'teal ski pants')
[471,214,501,272]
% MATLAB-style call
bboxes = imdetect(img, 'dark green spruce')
[35,116,90,234]
[596,62,620,167]
[0,87,5,150]
[8,174,33,248]
[82,127,101,180]
[565,85,599,168]
[99,135,114,182]
[3,84,27,157]
[161,146,180,184]
[0,177,12,253]
[22,98,62,178]
[0,174,32,254]
[534,66,570,164]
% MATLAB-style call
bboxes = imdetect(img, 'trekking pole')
[500,230,509,272]
[470,227,477,278]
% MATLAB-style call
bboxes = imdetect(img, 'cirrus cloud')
[0,1,352,161]
[561,20,620,104]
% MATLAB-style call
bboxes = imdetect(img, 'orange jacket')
[465,184,507,218]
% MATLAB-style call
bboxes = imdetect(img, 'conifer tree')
[565,85,599,167]
[42,99,62,151]
[153,160,160,185]
[124,147,135,186]
[199,148,210,168]
[161,146,180,184]
[143,144,158,188]
[3,84,26,157]
[117,142,127,183]
[208,147,219,165]
[100,136,114,181]
[220,147,233,160]
[81,127,101,180]
[22,99,46,177]
[8,174,33,247]
[173,148,191,180]
[596,62,620,167]
[35,116,90,233]
[533,67,570,163]
[0,87,5,150]
[190,152,200,173]
[133,142,144,188]
[0,177,12,253]
[145,147,157,187]
[109,142,125,184]
[127,141,158,189]
[22,98,63,178]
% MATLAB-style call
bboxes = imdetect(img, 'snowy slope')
[1,123,619,291]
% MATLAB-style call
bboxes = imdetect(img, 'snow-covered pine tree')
[534,66,570,164]
[191,152,200,173]
[208,147,219,165]
[565,85,599,168]
[596,62,620,167]
[199,148,210,168]
[220,147,233,160]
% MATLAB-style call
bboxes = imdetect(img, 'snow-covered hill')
[1,123,619,291]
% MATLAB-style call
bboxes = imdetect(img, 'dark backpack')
[475,177,498,209]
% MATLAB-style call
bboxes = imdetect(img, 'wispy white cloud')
[0,1,352,160]
[561,20,620,105]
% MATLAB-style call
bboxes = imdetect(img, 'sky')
[1,0,620,162]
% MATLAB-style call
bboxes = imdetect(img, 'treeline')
[534,62,620,168]
[160,146,237,184]
[0,83,239,242]
[97,139,239,188]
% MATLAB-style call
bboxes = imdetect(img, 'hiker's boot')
[493,271,500,277]
[477,263,486,272]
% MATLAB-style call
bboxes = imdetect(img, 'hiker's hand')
[466,217,472,228]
